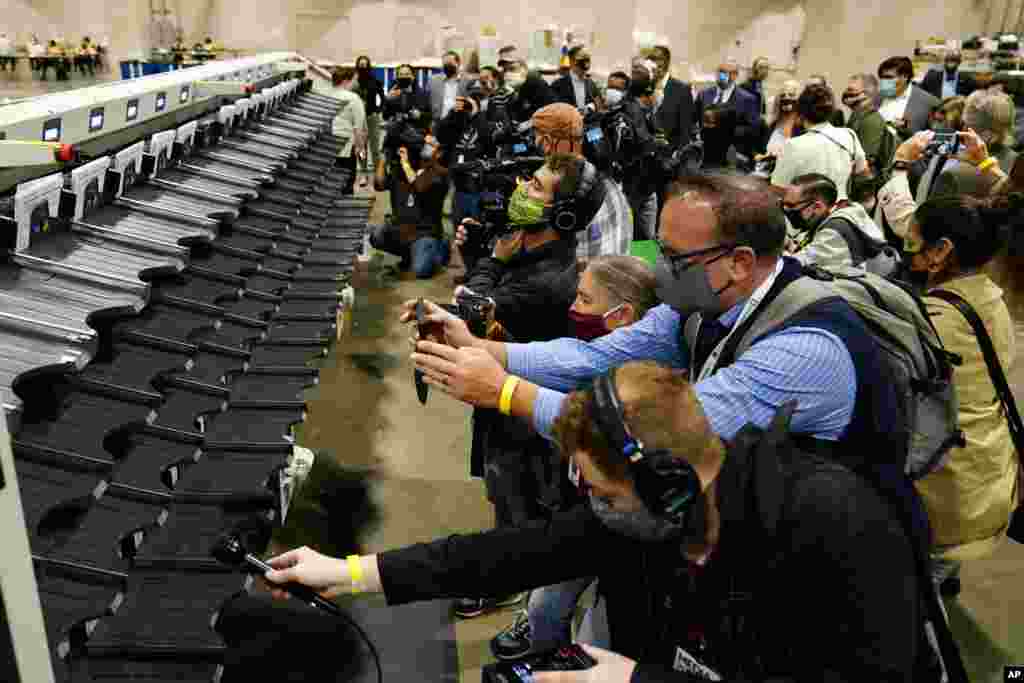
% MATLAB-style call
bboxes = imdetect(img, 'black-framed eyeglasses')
[781,199,815,213]
[655,239,737,276]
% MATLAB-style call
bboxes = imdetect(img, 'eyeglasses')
[655,239,737,276]
[781,199,814,213]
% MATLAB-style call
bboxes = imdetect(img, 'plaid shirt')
[575,178,633,261]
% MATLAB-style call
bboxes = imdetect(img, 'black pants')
[334,153,357,195]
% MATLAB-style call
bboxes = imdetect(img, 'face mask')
[605,88,625,107]
[576,60,591,72]
[396,77,413,88]
[779,98,796,112]
[784,202,822,233]
[505,73,526,90]
[443,63,458,78]
[357,65,370,73]
[654,253,732,318]
[717,72,731,88]
[588,494,685,542]
[568,304,623,341]
[841,92,865,108]
[507,183,548,226]
[879,78,898,98]
[629,79,652,97]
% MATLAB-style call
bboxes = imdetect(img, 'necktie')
[693,317,730,375]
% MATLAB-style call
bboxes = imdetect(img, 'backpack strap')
[682,312,702,377]
[730,275,836,361]
[819,215,873,265]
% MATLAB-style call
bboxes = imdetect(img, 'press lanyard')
[695,259,784,383]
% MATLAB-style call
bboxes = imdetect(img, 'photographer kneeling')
[448,153,601,617]
[264,361,923,682]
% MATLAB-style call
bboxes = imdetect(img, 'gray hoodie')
[793,201,886,269]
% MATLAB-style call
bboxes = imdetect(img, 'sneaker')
[490,610,533,660]
[453,593,525,619]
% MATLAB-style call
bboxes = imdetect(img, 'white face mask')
[605,88,625,107]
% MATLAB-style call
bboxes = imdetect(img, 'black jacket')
[655,78,696,149]
[435,109,499,194]
[383,84,431,128]
[508,73,558,124]
[920,69,977,100]
[616,98,662,197]
[551,73,600,109]
[464,237,579,510]
[355,74,387,116]
[379,420,922,682]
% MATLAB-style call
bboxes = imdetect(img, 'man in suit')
[877,56,939,139]
[647,45,696,149]
[740,56,771,118]
[921,51,977,100]
[551,46,599,111]
[697,60,760,164]
[931,89,1017,199]
[429,50,470,133]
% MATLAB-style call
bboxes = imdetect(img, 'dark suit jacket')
[655,77,696,148]
[698,85,760,128]
[740,78,767,117]
[894,85,940,137]
[550,74,599,109]
[920,69,977,100]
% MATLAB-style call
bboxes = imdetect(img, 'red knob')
[55,144,76,162]
[244,84,255,94]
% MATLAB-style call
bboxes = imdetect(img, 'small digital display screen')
[586,127,603,143]
[126,99,139,122]
[42,118,61,142]
[512,143,528,154]
[179,85,190,103]
[89,107,105,133]
[155,92,167,112]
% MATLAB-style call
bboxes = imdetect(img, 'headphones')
[589,368,703,526]
[550,158,606,233]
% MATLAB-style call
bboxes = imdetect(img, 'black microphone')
[210,533,384,683]
[210,534,343,617]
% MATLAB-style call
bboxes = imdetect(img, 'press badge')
[458,154,465,164]
[407,194,415,207]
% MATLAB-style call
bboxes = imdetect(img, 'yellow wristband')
[977,157,998,173]
[499,376,521,416]
[346,555,364,593]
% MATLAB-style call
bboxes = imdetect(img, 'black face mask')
[396,78,413,88]
[357,65,370,73]
[443,64,458,78]
[576,60,591,72]
[945,62,960,75]
[779,99,796,112]
[630,79,653,97]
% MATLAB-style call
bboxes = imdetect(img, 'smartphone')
[482,645,598,683]
[414,299,430,404]
[927,130,960,157]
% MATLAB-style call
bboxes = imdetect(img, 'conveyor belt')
[122,185,241,220]
[177,157,274,185]
[25,232,185,284]
[234,131,306,152]
[80,204,217,247]
[217,139,297,162]
[154,169,261,201]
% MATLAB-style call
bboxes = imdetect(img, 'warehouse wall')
[0,0,1017,73]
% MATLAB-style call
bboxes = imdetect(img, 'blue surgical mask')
[879,78,898,98]
[717,72,731,88]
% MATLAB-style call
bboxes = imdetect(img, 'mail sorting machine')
[0,76,372,683]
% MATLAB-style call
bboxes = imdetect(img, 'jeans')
[527,577,597,652]
[369,223,449,279]
[361,113,384,173]
[627,190,658,241]
[452,191,482,271]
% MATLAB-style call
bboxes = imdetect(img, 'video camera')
[449,156,547,259]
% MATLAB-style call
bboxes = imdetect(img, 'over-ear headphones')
[550,158,607,233]
[589,368,703,526]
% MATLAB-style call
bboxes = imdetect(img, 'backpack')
[823,214,902,277]
[683,264,964,480]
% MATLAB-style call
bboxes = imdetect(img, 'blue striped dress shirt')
[507,282,858,441]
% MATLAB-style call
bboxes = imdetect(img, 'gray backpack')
[685,265,964,479]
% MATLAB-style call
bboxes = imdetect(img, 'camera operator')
[437,80,501,273]
[443,154,595,618]
[531,103,633,259]
[497,59,558,130]
[384,63,431,131]
[369,134,451,278]
[264,361,926,682]
[615,58,665,240]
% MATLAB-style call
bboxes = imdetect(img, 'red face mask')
[568,304,624,341]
